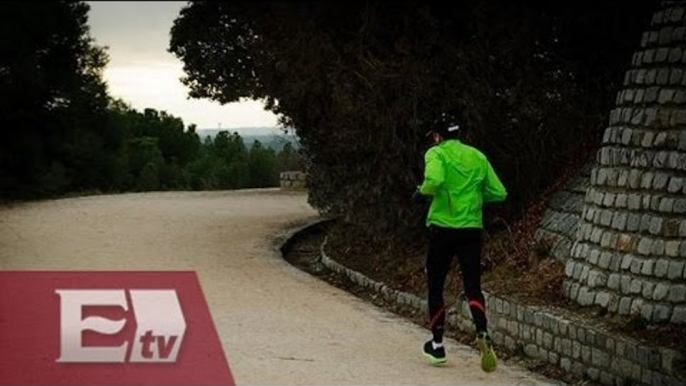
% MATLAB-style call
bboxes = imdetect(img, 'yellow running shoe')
[476,332,497,372]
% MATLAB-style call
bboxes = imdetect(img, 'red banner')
[0,271,234,386]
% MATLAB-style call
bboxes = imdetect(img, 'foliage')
[0,1,110,197]
[169,2,652,242]
[0,2,300,199]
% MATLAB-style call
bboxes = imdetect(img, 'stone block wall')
[280,171,307,190]
[565,3,686,324]
[534,163,592,262]
[450,297,684,386]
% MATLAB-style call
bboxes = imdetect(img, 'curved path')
[0,190,556,385]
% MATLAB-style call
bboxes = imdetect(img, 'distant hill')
[196,127,287,137]
[242,134,299,152]
[196,128,299,151]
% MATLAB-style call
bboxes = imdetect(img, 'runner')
[414,113,507,372]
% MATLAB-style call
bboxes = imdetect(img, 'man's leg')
[426,226,454,344]
[456,228,497,372]
[422,226,454,365]
[455,229,487,333]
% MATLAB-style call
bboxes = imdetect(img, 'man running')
[414,114,507,372]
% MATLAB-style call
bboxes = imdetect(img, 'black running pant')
[426,226,487,343]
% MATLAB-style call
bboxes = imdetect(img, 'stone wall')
[280,171,307,190]
[564,3,686,324]
[534,164,592,262]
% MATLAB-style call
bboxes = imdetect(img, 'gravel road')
[0,189,556,385]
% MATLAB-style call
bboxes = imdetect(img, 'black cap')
[426,113,460,137]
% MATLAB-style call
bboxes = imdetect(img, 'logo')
[56,289,186,363]
[0,271,235,386]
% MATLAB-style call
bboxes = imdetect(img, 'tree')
[170,2,652,243]
[276,142,302,173]
[248,140,277,188]
[0,2,286,199]
[0,1,111,198]
[136,162,159,191]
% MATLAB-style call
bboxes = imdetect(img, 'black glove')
[412,188,429,204]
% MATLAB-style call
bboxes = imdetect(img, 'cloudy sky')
[87,1,280,133]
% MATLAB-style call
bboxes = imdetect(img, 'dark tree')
[169,3,653,243]
[0,1,111,197]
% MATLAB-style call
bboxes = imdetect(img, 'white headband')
[447,125,460,132]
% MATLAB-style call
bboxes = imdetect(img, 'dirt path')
[0,190,556,385]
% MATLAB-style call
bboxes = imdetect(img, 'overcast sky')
[87,1,280,133]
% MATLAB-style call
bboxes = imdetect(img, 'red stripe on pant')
[430,303,449,328]
[468,299,485,313]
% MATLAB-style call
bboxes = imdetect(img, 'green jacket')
[419,139,507,229]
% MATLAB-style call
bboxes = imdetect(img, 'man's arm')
[483,159,507,202]
[418,148,445,196]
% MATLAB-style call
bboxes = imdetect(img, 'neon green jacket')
[419,139,507,229]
